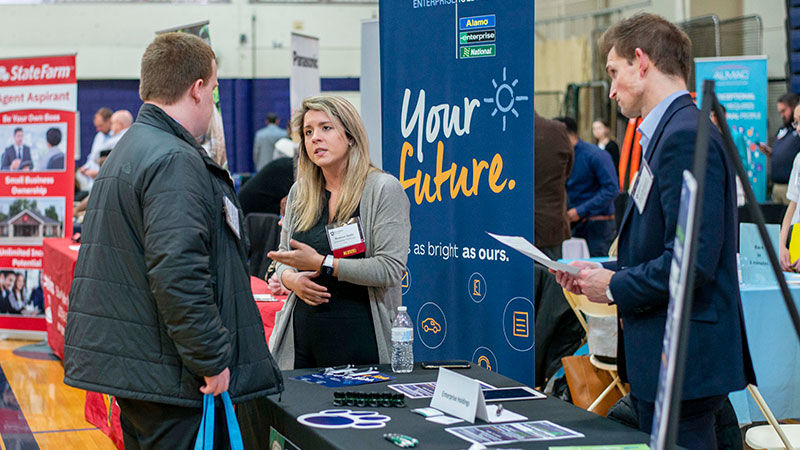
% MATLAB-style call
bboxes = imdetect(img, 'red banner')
[0,54,75,334]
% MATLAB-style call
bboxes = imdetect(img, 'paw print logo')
[0,66,9,82]
[297,409,391,429]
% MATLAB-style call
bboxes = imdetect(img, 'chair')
[243,213,281,279]
[744,384,800,450]
[562,289,628,414]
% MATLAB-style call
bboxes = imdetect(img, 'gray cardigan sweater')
[269,170,411,369]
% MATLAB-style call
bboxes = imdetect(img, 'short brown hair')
[599,13,692,83]
[139,32,216,105]
[95,107,112,121]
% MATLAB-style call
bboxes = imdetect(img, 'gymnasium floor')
[0,339,116,449]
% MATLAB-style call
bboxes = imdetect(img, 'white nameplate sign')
[431,368,481,423]
[430,368,527,424]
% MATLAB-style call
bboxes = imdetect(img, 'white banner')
[290,32,320,116]
[360,19,382,169]
[0,84,77,114]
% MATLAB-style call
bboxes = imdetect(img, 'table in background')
[42,237,79,360]
[41,241,286,449]
[730,277,800,422]
[249,364,650,449]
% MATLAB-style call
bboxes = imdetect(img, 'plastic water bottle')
[391,306,414,373]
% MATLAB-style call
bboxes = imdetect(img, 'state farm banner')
[290,32,320,116]
[0,54,75,333]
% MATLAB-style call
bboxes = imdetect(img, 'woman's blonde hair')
[291,95,377,231]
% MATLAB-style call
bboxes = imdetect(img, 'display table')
[42,237,80,360]
[245,365,651,449]
[730,277,800,422]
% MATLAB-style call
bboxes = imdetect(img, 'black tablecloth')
[238,364,651,449]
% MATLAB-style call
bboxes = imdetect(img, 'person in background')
[253,113,287,172]
[554,13,755,449]
[267,96,410,370]
[199,106,227,168]
[778,104,800,272]
[760,93,800,204]
[534,111,574,260]
[238,139,296,217]
[63,32,283,449]
[77,107,113,189]
[102,110,134,151]
[592,118,620,171]
[555,116,618,257]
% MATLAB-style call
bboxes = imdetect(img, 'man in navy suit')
[2,127,33,171]
[554,13,755,449]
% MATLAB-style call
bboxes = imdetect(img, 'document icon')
[512,311,529,337]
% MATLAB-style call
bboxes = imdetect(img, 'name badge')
[326,217,366,258]
[223,195,241,239]
[632,159,654,214]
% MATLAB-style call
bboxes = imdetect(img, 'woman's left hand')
[268,239,325,272]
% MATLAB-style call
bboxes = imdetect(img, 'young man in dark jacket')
[64,32,283,448]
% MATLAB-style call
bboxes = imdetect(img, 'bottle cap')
[398,306,407,312]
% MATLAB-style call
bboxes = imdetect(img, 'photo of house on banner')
[0,197,65,245]
[0,123,68,172]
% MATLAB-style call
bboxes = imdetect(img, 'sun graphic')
[483,67,530,131]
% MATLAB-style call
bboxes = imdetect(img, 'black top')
[603,140,620,172]
[291,192,377,368]
[238,156,295,216]
[292,194,370,310]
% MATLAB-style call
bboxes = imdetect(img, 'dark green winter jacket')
[64,103,283,407]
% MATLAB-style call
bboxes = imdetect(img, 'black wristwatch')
[321,254,335,276]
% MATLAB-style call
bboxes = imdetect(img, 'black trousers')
[117,397,230,450]
[631,393,727,450]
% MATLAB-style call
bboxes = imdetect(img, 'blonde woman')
[268,96,411,369]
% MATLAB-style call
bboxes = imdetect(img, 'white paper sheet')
[486,232,579,274]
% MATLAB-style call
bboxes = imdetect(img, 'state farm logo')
[1,63,73,82]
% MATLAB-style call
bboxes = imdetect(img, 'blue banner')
[695,56,768,203]
[380,1,535,385]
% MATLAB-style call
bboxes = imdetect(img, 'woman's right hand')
[781,247,793,272]
[282,270,330,306]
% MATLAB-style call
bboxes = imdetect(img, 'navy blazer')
[1,145,33,170]
[604,94,755,402]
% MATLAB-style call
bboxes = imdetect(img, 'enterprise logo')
[460,30,496,44]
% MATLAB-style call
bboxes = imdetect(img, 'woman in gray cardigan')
[268,96,411,370]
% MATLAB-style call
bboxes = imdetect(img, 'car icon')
[421,317,441,334]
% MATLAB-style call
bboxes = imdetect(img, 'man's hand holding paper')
[551,260,615,304]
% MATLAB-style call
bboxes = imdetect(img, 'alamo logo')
[459,14,496,31]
